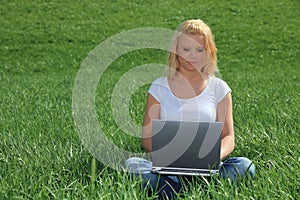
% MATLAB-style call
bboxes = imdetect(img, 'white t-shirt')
[148,76,231,122]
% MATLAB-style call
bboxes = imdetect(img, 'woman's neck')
[168,70,208,99]
[176,69,206,83]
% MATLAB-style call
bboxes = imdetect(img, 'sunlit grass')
[0,0,299,199]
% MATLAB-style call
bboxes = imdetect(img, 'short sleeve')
[148,78,164,103]
[215,79,231,103]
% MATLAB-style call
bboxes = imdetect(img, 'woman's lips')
[188,61,197,65]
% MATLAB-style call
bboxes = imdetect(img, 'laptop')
[151,120,222,176]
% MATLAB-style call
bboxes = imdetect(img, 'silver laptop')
[151,120,222,176]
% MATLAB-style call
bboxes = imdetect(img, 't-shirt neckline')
[165,76,210,101]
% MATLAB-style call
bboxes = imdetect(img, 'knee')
[222,157,256,180]
[123,157,137,170]
[124,157,140,167]
[123,157,152,174]
[237,157,256,178]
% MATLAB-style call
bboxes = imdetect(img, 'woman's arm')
[217,92,235,160]
[141,93,160,152]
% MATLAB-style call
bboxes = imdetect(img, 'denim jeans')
[124,157,255,199]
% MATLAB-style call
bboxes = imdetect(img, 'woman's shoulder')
[148,76,168,101]
[208,76,229,86]
[208,76,231,92]
[152,76,168,85]
[149,76,168,92]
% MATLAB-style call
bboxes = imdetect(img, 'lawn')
[0,0,299,199]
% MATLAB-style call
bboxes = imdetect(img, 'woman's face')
[176,34,206,73]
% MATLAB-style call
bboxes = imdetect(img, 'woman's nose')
[189,50,196,58]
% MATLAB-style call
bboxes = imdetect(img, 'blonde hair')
[165,19,218,78]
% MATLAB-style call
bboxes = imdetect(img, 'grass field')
[0,0,299,199]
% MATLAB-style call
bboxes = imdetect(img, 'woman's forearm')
[220,135,235,160]
[141,137,152,152]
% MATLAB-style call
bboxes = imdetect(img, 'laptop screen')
[151,120,222,170]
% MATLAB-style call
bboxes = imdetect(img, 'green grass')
[1,0,299,199]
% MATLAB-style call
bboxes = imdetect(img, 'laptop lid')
[151,120,222,171]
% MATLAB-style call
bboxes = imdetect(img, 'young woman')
[124,19,255,199]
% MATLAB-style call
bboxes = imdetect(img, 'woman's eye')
[197,49,204,52]
[183,48,189,51]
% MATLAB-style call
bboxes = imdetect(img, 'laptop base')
[152,167,219,176]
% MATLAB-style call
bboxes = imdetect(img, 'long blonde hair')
[165,19,218,78]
